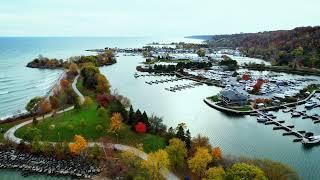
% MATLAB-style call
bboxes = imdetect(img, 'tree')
[60,79,70,90]
[165,138,187,169]
[128,105,135,125]
[39,99,52,118]
[135,109,142,124]
[69,62,79,75]
[96,93,112,107]
[97,107,107,118]
[96,73,111,94]
[49,95,60,114]
[143,149,170,180]
[212,147,222,161]
[135,122,147,133]
[190,134,212,155]
[69,135,88,156]
[26,97,43,116]
[176,124,185,141]
[185,129,192,149]
[83,96,93,107]
[226,163,267,180]
[109,112,122,133]
[197,48,206,57]
[205,166,226,180]
[188,147,213,178]
[148,115,167,134]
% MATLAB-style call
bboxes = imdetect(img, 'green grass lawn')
[15,77,166,152]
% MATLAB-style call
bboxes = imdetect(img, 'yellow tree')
[109,112,122,143]
[205,166,226,180]
[165,138,187,169]
[69,135,88,155]
[143,149,170,180]
[188,147,213,178]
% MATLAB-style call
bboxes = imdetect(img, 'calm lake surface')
[1,37,320,179]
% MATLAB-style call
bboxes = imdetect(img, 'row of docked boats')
[165,82,203,92]
[256,111,276,123]
[134,73,175,78]
[145,78,182,85]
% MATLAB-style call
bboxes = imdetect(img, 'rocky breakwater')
[0,148,100,178]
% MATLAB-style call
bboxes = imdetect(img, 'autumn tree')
[143,149,170,180]
[212,147,222,161]
[69,62,79,75]
[96,73,111,94]
[49,95,60,115]
[226,163,267,180]
[60,79,70,90]
[96,93,112,107]
[205,166,226,180]
[188,147,213,178]
[109,112,122,133]
[190,134,212,156]
[39,99,52,118]
[165,138,187,169]
[69,135,88,156]
[109,112,122,143]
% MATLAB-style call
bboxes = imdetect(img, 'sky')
[0,0,320,37]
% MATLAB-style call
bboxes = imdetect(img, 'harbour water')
[1,37,320,179]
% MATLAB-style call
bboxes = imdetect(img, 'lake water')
[1,37,320,179]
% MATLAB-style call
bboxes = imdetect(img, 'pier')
[256,111,306,140]
[165,82,203,92]
[145,78,183,85]
[134,73,175,78]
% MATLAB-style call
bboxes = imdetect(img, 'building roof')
[220,89,248,102]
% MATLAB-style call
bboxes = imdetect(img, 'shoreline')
[0,71,65,122]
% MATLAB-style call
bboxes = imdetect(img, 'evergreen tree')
[141,111,150,128]
[128,105,135,125]
[176,125,185,142]
[185,129,192,149]
[134,109,142,124]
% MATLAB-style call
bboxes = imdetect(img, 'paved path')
[72,74,85,104]
[4,74,179,180]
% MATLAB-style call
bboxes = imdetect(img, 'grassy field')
[15,77,166,152]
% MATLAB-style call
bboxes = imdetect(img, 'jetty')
[256,111,315,143]
[145,78,183,85]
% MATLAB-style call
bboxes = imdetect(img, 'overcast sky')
[1,0,319,37]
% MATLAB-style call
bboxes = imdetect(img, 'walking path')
[4,74,179,180]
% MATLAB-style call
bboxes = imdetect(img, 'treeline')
[208,26,320,68]
[138,61,212,73]
[27,50,116,69]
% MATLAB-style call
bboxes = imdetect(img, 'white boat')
[291,111,301,117]
[257,116,268,123]
[302,135,320,146]
[305,102,317,109]
[282,108,291,113]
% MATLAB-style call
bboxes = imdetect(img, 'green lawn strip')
[16,79,166,152]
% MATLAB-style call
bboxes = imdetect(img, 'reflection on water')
[101,54,320,180]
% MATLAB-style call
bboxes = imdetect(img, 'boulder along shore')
[0,148,100,178]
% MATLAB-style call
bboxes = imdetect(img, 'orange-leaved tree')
[69,135,88,155]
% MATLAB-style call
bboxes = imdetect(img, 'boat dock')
[134,73,175,78]
[165,82,203,92]
[145,78,183,85]
[256,111,306,140]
